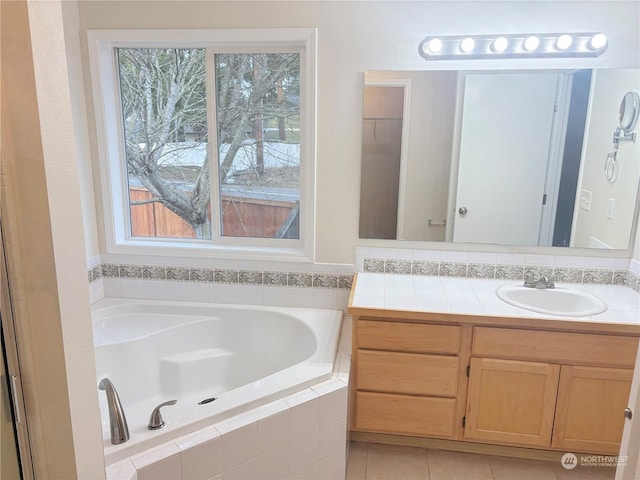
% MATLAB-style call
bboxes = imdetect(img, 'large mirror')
[359,68,640,249]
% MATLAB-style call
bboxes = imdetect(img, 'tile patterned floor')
[346,443,616,480]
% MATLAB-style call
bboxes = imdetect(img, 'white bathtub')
[92,299,343,464]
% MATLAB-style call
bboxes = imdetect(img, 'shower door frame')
[0,217,35,479]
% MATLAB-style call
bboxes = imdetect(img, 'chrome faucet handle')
[148,400,177,430]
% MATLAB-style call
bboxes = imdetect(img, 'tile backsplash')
[87,249,640,307]
[356,247,640,292]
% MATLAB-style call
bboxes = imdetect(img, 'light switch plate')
[607,198,615,219]
[580,189,592,211]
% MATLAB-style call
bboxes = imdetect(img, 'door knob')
[624,408,633,420]
[458,207,468,215]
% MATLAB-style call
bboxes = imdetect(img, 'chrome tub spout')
[98,378,130,445]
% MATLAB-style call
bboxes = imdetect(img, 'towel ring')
[604,151,618,182]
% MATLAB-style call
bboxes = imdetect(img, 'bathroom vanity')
[348,273,640,457]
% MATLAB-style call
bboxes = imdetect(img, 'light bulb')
[459,37,475,53]
[589,33,607,50]
[426,38,442,54]
[556,34,572,50]
[491,37,509,53]
[523,35,540,52]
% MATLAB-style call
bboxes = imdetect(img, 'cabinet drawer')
[358,320,460,354]
[355,391,456,437]
[357,350,459,396]
[473,327,639,367]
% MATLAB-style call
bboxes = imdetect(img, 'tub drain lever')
[148,400,177,430]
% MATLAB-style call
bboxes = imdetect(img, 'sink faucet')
[98,378,130,445]
[524,275,555,289]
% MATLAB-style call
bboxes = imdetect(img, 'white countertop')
[350,273,640,327]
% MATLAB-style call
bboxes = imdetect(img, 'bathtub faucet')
[148,399,177,430]
[98,378,130,445]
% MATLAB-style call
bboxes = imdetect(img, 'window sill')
[106,238,314,263]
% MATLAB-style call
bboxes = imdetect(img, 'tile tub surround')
[86,259,355,309]
[105,317,352,480]
[351,273,640,325]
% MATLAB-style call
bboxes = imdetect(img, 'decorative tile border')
[88,263,354,290]
[363,257,636,290]
[86,258,640,293]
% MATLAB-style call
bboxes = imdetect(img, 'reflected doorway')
[360,82,410,239]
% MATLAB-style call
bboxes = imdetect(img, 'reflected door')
[453,73,559,245]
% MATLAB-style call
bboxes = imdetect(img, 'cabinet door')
[464,357,560,447]
[552,366,633,455]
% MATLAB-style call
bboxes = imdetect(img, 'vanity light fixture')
[425,38,443,54]
[523,35,540,52]
[491,37,509,53]
[556,34,573,50]
[459,37,476,53]
[418,32,608,60]
[589,33,608,50]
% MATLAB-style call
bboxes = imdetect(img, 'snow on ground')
[157,141,300,173]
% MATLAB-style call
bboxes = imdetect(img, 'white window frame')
[87,29,316,262]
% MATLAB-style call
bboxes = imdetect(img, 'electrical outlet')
[607,198,615,219]
[579,189,592,211]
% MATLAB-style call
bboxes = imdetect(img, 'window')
[89,30,316,260]
[213,52,301,240]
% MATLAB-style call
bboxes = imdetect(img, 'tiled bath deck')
[105,317,352,480]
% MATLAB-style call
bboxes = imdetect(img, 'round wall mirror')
[619,90,640,133]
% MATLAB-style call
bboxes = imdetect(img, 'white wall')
[62,1,100,263]
[75,1,640,264]
[573,69,640,249]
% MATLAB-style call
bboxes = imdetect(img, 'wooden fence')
[129,186,296,238]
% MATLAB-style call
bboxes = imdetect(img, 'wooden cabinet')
[464,358,560,447]
[352,319,466,439]
[349,306,639,456]
[464,327,637,454]
[552,366,633,454]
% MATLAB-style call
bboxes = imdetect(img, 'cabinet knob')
[458,207,468,216]
[624,408,633,420]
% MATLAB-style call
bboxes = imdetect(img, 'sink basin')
[496,284,607,317]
